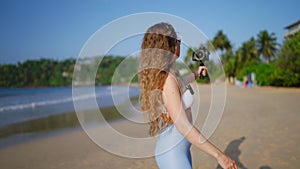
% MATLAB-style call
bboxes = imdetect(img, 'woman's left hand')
[194,66,207,79]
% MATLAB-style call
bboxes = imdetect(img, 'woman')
[138,22,237,169]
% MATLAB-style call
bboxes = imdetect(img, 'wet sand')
[0,85,299,169]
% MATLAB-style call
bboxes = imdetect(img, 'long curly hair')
[138,22,182,136]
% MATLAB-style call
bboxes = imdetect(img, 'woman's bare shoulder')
[164,74,179,92]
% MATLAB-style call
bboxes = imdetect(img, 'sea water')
[0,85,140,147]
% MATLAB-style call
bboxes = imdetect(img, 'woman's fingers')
[197,66,207,77]
[200,66,206,76]
[217,153,238,169]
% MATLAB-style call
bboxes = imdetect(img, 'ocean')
[0,86,140,147]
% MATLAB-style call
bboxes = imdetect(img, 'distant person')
[243,75,248,88]
[247,73,252,88]
[251,72,256,87]
[139,22,237,169]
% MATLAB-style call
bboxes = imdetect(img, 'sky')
[0,0,299,64]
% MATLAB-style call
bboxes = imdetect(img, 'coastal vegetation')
[0,56,127,87]
[185,30,300,87]
[0,30,299,87]
[0,58,75,87]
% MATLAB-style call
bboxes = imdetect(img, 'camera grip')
[199,61,205,79]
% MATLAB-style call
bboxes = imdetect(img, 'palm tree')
[210,31,233,82]
[257,30,277,64]
[240,37,260,66]
[223,49,236,77]
[235,48,243,72]
[212,30,232,53]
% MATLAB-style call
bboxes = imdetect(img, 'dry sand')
[0,85,299,169]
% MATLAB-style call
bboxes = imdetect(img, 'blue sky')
[0,0,299,64]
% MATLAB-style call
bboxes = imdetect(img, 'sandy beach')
[0,85,299,169]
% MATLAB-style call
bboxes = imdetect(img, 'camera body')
[192,45,210,79]
[192,45,210,62]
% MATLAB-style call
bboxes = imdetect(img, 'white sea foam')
[0,86,135,113]
[0,93,95,112]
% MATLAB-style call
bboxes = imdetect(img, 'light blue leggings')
[155,124,192,169]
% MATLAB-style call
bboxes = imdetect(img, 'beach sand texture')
[0,85,299,169]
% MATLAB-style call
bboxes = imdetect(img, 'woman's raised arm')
[182,66,206,85]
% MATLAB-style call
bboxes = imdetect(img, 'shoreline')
[0,94,139,148]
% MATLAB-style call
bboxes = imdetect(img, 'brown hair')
[138,22,181,136]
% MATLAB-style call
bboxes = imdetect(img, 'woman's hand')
[216,153,238,169]
[193,66,207,79]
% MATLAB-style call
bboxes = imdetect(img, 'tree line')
[0,58,75,87]
[0,56,127,87]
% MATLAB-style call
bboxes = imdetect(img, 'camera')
[192,45,210,79]
[192,45,210,62]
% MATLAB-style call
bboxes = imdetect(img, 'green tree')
[275,32,300,86]
[257,30,277,64]
[0,64,18,86]
[211,30,233,80]
[239,37,260,66]
[223,49,236,77]
[211,30,232,63]
[212,30,232,54]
